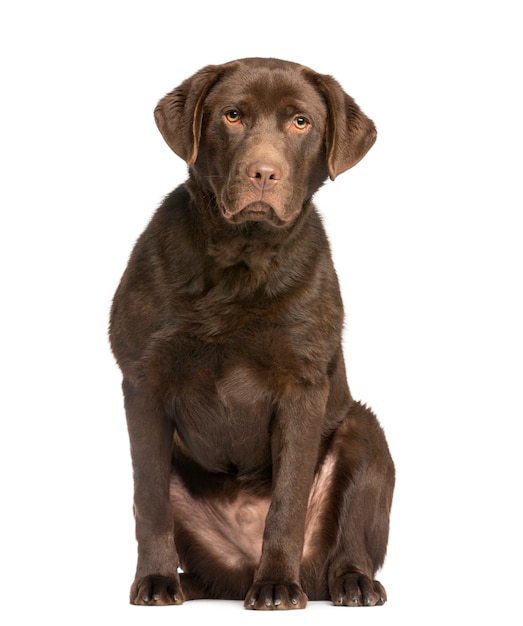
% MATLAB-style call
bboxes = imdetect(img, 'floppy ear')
[154,64,226,166]
[307,72,377,180]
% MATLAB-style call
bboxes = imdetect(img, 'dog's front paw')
[330,572,386,607]
[244,581,307,610]
[130,574,185,606]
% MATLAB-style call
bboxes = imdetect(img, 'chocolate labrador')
[110,57,394,610]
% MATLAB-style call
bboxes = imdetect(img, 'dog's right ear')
[154,65,225,167]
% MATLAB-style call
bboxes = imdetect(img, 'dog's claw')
[330,573,387,607]
[244,582,307,610]
[131,574,185,606]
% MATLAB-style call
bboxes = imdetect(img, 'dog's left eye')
[225,110,241,123]
[293,116,309,129]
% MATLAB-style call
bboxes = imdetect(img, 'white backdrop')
[1,1,521,624]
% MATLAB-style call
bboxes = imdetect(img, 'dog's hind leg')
[326,402,395,606]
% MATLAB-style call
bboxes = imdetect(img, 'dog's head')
[154,58,376,227]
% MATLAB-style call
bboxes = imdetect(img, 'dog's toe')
[131,574,185,606]
[330,572,386,607]
[244,581,307,610]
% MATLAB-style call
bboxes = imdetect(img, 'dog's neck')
[179,177,321,300]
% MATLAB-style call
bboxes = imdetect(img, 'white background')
[1,1,521,624]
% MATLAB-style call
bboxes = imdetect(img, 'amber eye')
[225,110,241,123]
[293,116,309,129]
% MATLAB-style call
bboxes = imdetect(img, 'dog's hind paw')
[130,574,185,606]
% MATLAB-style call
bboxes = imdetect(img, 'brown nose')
[247,162,282,190]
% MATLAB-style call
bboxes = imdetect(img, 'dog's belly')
[170,473,271,569]
[169,448,337,572]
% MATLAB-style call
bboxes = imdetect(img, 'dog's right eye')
[225,110,241,123]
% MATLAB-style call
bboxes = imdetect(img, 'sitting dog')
[110,57,395,610]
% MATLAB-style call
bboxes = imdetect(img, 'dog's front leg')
[244,382,327,610]
[123,380,184,605]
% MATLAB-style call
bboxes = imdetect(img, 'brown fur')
[110,57,394,610]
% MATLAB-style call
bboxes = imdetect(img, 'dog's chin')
[222,201,288,226]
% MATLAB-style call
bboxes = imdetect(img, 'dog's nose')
[247,162,282,190]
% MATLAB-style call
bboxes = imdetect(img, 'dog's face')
[155,58,376,227]
[196,62,329,226]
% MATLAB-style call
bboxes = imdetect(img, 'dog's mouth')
[222,202,287,226]
[239,201,274,221]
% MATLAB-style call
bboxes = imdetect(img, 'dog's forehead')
[208,63,325,115]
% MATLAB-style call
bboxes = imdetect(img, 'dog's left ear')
[307,72,377,180]
[154,64,227,166]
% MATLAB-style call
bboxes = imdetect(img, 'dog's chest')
[166,336,282,473]
[159,265,330,472]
